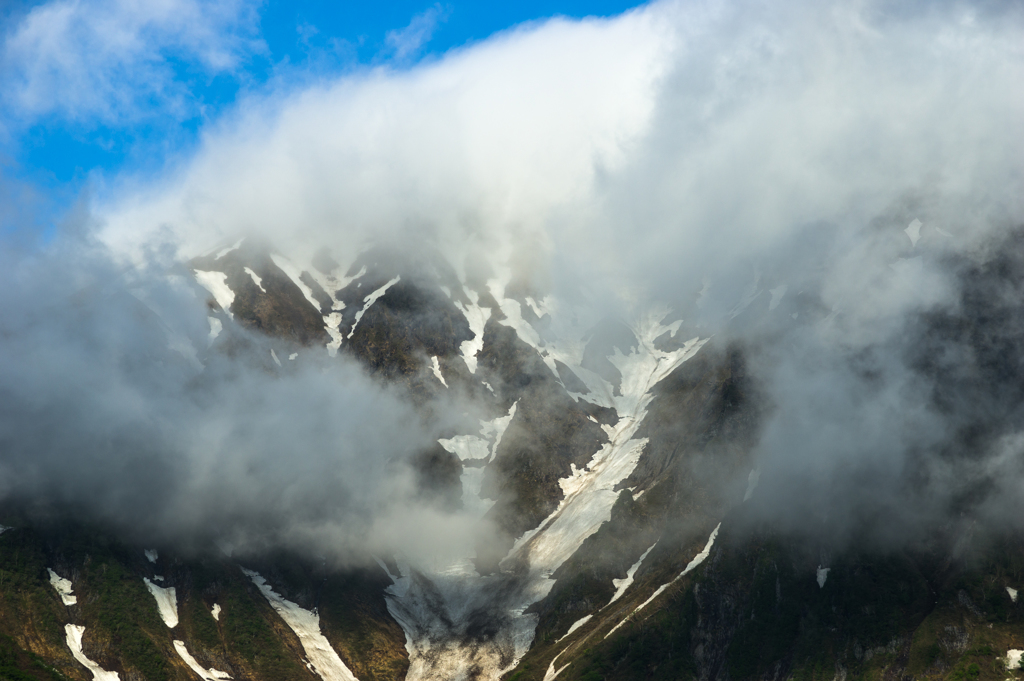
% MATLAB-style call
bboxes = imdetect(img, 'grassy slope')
[511,523,1024,681]
[0,524,332,681]
[0,528,80,681]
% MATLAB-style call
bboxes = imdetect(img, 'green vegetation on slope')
[0,633,66,681]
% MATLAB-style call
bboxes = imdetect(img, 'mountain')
[0,236,1022,681]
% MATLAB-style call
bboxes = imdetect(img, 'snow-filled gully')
[243,569,359,681]
[544,527,720,681]
[65,625,120,681]
[173,641,232,681]
[144,578,179,628]
[608,542,657,606]
[47,570,120,680]
[141,567,235,680]
[381,298,707,681]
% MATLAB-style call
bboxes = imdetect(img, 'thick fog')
[2,0,1023,559]
[0,222,493,564]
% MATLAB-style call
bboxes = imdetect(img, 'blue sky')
[0,0,645,232]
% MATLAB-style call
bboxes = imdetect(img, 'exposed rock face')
[192,241,329,347]
[476,318,610,572]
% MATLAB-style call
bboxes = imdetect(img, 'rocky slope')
[1,238,1022,681]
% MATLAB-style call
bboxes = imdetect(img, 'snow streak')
[348,276,400,339]
[557,615,592,642]
[608,542,657,606]
[242,569,359,681]
[65,624,120,681]
[605,523,720,640]
[173,641,232,680]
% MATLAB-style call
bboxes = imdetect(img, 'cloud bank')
[0,225,489,564]
[1,0,1023,560]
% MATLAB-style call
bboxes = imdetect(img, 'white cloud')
[0,0,264,125]
[96,0,1024,308]
[97,2,674,263]
[384,3,451,62]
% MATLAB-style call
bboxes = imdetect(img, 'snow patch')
[270,254,322,312]
[544,659,570,681]
[207,317,222,344]
[1007,650,1023,670]
[65,624,119,681]
[215,238,243,259]
[454,289,492,373]
[438,402,519,518]
[728,271,762,319]
[271,349,282,367]
[144,578,178,628]
[608,542,657,605]
[48,569,77,605]
[606,524,720,640]
[483,401,517,462]
[289,353,298,360]
[325,312,343,356]
[211,603,221,621]
[1007,587,1018,603]
[544,647,571,681]
[242,569,358,681]
[244,267,266,292]
[305,262,357,312]
[490,278,546,359]
[348,276,401,339]
[817,566,830,588]
[145,549,158,563]
[769,285,788,311]
[905,219,923,246]
[557,615,592,642]
[194,270,235,317]
[525,296,550,319]
[431,356,448,387]
[173,640,231,680]
[265,251,363,355]
[744,469,760,502]
[0,525,10,535]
